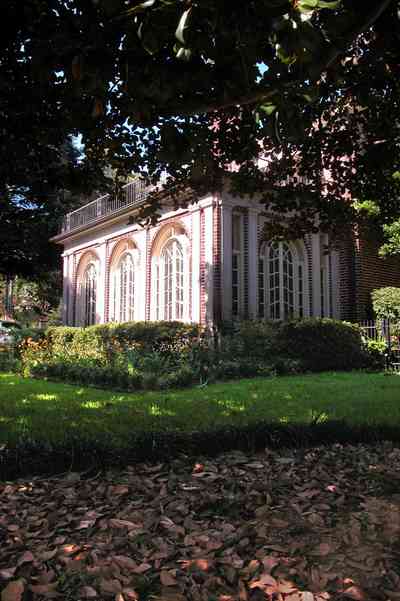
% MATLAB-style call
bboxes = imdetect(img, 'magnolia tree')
[1,0,399,263]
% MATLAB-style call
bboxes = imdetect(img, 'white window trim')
[320,250,331,318]
[152,234,190,322]
[260,241,307,320]
[78,261,98,327]
[110,250,139,323]
[232,212,245,319]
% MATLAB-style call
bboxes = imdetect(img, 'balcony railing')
[60,179,149,234]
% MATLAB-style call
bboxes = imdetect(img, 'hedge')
[17,318,372,390]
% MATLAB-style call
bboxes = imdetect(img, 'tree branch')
[157,0,394,119]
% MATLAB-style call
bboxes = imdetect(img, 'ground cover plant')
[1,371,400,478]
[1,443,400,601]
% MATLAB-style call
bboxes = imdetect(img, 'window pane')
[84,263,96,326]
[232,214,241,251]
[258,258,265,318]
[161,239,184,321]
[298,264,304,318]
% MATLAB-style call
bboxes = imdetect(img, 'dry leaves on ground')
[1,443,400,601]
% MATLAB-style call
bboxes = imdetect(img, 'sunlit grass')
[0,371,399,448]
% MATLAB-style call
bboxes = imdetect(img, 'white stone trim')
[191,210,201,323]
[247,208,259,318]
[221,204,233,320]
[203,203,214,323]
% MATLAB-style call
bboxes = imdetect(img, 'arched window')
[155,238,185,321]
[111,253,135,322]
[259,241,305,320]
[82,263,97,326]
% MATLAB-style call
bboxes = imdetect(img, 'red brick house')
[51,180,400,326]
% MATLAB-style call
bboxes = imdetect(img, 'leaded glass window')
[232,213,242,318]
[111,253,135,322]
[158,239,185,321]
[260,242,305,320]
[83,263,97,326]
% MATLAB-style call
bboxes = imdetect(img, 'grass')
[1,371,400,447]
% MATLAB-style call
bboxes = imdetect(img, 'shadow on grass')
[1,372,400,479]
[2,418,400,480]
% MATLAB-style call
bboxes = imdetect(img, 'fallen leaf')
[29,583,59,595]
[0,569,16,580]
[113,556,137,571]
[80,586,98,598]
[17,551,34,565]
[109,519,137,530]
[133,563,151,574]
[343,586,366,600]
[1,580,25,601]
[300,593,315,601]
[160,571,177,586]
[111,485,129,496]
[317,543,331,556]
[249,574,277,589]
[100,579,122,594]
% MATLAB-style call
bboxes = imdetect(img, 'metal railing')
[60,179,149,234]
[359,319,400,369]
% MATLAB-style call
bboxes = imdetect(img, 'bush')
[276,318,365,371]
[372,287,400,320]
[20,318,369,390]
[363,338,387,370]
[30,361,142,390]
[0,351,20,373]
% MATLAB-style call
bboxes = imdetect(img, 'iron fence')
[359,319,400,370]
[60,179,149,234]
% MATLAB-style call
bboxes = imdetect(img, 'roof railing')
[60,179,149,234]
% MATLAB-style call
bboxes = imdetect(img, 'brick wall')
[356,228,400,320]
[339,227,400,321]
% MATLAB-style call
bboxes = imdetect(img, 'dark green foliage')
[362,338,387,370]
[19,318,370,390]
[0,352,19,373]
[276,319,365,371]
[2,0,399,255]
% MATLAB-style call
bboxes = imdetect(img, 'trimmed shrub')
[363,338,387,370]
[20,318,368,390]
[276,319,365,371]
[30,361,142,391]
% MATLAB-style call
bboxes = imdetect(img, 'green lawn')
[1,371,400,448]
